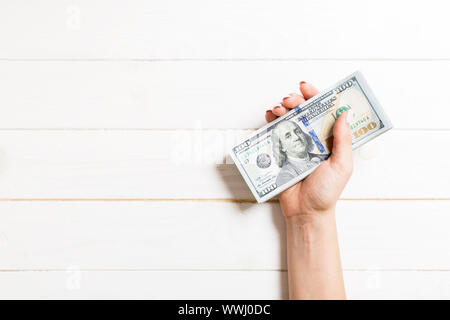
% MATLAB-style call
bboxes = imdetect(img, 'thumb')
[329,110,353,170]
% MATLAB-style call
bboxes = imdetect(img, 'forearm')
[285,210,345,300]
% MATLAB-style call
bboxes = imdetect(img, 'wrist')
[282,203,336,220]
[284,210,338,248]
[284,208,336,228]
[284,207,344,300]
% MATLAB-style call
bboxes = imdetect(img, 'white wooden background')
[0,0,449,299]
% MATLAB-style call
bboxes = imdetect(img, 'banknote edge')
[228,145,264,202]
[353,71,394,132]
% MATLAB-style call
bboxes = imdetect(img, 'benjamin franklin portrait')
[271,120,327,186]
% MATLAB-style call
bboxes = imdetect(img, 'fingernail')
[266,109,272,113]
[282,96,290,102]
[274,106,281,110]
[345,110,353,124]
[300,81,307,86]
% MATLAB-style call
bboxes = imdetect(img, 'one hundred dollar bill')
[229,71,392,203]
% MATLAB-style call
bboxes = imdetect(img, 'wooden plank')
[344,271,450,300]
[0,201,449,270]
[0,61,448,129]
[0,0,448,59]
[0,270,287,300]
[0,270,449,299]
[0,130,446,199]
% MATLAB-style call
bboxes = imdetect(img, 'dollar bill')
[229,71,392,203]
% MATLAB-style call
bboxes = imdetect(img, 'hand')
[265,82,353,218]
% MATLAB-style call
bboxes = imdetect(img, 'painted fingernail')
[300,81,307,86]
[274,106,281,110]
[266,109,272,113]
[282,96,290,102]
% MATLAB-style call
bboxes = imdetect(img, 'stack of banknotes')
[230,71,392,203]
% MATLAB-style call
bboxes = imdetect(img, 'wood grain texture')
[0,130,446,199]
[0,0,448,59]
[0,201,449,270]
[0,270,449,299]
[0,61,448,129]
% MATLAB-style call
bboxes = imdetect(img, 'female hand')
[265,82,353,218]
[266,81,351,299]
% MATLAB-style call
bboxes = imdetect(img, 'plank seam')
[0,198,447,202]
[0,269,448,272]
[0,128,447,131]
[3,58,450,62]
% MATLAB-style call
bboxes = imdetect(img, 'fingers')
[282,93,305,109]
[265,109,277,122]
[264,81,318,123]
[265,105,288,123]
[272,105,289,117]
[300,81,319,100]
[329,111,353,173]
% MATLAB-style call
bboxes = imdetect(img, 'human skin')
[265,82,353,300]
